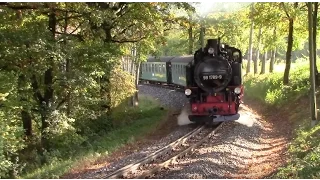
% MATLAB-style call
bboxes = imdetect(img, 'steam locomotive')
[139,38,243,124]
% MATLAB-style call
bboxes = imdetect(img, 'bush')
[21,95,167,179]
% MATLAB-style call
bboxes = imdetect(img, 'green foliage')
[109,66,136,108]
[244,60,310,106]
[0,112,25,178]
[275,121,320,178]
[0,2,194,178]
[21,95,167,179]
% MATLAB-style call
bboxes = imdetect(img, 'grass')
[21,95,168,179]
[243,61,310,107]
[243,59,320,178]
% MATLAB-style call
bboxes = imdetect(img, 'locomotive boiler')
[184,38,243,124]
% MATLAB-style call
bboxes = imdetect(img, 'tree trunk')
[63,9,71,115]
[270,48,276,73]
[18,74,32,137]
[255,25,262,74]
[246,3,254,74]
[15,6,32,138]
[130,47,137,106]
[130,46,136,76]
[313,2,318,85]
[283,2,298,85]
[38,10,56,152]
[261,51,267,74]
[188,14,193,54]
[283,18,294,84]
[134,62,140,106]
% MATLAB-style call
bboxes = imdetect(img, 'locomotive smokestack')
[206,39,219,56]
[207,39,218,47]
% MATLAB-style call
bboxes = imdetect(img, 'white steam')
[235,113,254,127]
[177,103,194,126]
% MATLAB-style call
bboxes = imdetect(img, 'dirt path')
[228,98,294,178]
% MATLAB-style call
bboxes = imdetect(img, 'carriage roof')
[146,56,175,62]
[146,55,193,63]
[170,55,194,63]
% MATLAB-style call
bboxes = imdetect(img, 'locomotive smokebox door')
[194,55,232,93]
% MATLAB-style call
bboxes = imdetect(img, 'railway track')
[96,123,224,179]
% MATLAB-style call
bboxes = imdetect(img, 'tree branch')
[111,36,148,43]
[31,75,44,102]
[69,21,85,34]
[55,31,84,41]
[56,95,68,109]
[0,3,91,18]
[0,2,40,10]
[281,2,291,19]
[56,15,83,22]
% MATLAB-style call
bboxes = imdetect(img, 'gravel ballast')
[152,105,265,178]
[138,84,187,110]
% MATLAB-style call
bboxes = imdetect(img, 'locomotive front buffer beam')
[189,113,240,124]
[212,113,240,122]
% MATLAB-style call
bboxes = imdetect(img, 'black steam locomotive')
[139,38,244,124]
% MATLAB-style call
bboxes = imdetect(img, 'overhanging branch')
[281,2,291,19]
[111,36,147,43]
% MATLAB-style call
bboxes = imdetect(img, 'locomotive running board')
[212,113,240,122]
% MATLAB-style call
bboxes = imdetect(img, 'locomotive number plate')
[203,75,223,80]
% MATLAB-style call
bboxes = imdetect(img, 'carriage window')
[152,64,155,72]
[156,64,159,73]
[181,65,184,74]
[148,64,151,72]
[159,64,162,73]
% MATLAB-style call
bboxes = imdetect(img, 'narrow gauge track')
[97,123,223,179]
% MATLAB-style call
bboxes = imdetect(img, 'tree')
[282,2,299,85]
[312,2,319,85]
[269,27,277,73]
[255,25,262,74]
[246,3,255,74]
[308,2,318,126]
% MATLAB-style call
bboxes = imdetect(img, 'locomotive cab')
[185,38,244,124]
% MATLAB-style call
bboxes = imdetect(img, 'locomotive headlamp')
[185,89,192,96]
[208,47,214,54]
[234,87,241,94]
[233,51,240,57]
